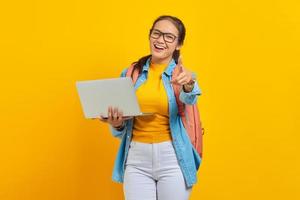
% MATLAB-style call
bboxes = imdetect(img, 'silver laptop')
[76,77,154,119]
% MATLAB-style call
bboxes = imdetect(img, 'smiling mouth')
[154,43,166,50]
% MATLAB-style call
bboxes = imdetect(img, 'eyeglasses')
[149,29,177,43]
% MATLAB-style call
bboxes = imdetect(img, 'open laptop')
[76,77,154,119]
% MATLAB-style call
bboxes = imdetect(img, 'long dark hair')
[131,15,186,79]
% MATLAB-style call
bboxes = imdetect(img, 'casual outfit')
[108,58,202,199]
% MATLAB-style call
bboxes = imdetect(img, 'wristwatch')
[183,72,196,92]
[183,80,195,92]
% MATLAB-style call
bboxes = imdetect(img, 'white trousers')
[123,140,192,200]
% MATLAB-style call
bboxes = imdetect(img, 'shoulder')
[120,62,137,77]
[120,68,128,77]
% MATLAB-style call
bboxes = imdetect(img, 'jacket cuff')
[108,123,127,139]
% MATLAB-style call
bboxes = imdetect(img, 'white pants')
[123,140,192,200]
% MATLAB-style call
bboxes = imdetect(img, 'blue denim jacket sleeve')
[179,79,202,105]
[108,67,129,139]
[109,122,128,139]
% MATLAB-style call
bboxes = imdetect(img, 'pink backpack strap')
[125,63,139,84]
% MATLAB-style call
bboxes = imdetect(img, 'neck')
[150,56,172,65]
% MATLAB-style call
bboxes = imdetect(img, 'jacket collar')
[142,57,177,76]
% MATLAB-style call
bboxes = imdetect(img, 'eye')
[165,34,175,41]
[152,31,160,36]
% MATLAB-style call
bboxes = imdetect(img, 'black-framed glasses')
[149,28,177,43]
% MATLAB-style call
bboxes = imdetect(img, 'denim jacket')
[108,58,202,188]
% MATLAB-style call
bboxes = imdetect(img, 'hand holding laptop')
[93,106,133,129]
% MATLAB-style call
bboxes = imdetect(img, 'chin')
[152,55,165,62]
[151,51,166,59]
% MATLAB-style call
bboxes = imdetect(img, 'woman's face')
[149,19,181,64]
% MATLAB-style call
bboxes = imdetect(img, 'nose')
[156,34,165,43]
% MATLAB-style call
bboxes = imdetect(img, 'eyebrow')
[152,28,177,36]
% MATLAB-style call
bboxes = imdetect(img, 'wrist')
[183,80,195,92]
[113,121,125,131]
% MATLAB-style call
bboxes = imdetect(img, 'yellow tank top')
[132,62,172,143]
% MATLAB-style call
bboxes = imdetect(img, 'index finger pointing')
[178,56,184,72]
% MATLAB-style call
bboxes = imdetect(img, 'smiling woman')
[97,15,202,200]
[129,15,186,74]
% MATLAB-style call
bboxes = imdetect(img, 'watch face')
[188,79,195,85]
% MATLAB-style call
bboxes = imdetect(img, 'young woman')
[97,15,202,200]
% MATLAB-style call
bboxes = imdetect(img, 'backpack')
[125,63,204,159]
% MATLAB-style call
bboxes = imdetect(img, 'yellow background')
[0,0,299,199]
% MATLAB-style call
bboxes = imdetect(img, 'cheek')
[149,39,155,48]
[166,44,177,54]
[149,37,155,44]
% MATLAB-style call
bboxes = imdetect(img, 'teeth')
[154,44,165,49]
